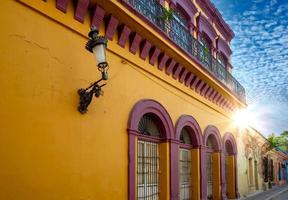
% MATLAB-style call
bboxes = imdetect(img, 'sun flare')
[232,109,259,129]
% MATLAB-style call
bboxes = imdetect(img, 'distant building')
[0,0,286,200]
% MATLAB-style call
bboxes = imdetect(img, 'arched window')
[218,52,228,69]
[137,114,162,199]
[203,125,222,200]
[128,99,174,200]
[200,33,212,54]
[174,115,203,200]
[138,114,162,137]
[199,33,213,67]
[179,127,192,200]
[180,127,192,144]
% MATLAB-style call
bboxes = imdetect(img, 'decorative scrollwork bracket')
[77,78,106,114]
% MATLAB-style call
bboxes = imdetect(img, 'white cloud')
[212,0,288,135]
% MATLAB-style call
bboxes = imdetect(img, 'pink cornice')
[197,14,217,44]
[217,37,232,58]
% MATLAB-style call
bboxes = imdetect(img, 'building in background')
[0,0,286,200]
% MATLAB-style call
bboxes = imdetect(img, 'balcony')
[123,0,246,102]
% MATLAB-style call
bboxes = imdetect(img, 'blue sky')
[211,0,288,136]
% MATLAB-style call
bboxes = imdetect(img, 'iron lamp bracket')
[78,78,106,114]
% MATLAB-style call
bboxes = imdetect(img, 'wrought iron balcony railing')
[124,0,246,101]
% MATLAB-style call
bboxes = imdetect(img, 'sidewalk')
[241,184,288,200]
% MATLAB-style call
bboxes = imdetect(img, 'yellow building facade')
[1,0,285,200]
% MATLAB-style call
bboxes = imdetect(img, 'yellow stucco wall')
[0,1,243,199]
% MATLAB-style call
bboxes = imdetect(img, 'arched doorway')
[175,115,203,200]
[223,133,239,199]
[203,126,222,200]
[128,99,174,200]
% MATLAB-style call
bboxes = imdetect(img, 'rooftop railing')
[124,0,246,102]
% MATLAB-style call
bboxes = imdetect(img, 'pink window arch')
[127,99,174,200]
[202,125,223,199]
[171,115,203,199]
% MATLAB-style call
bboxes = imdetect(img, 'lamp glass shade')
[92,44,107,66]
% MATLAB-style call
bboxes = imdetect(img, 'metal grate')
[207,153,213,199]
[137,140,160,199]
[179,149,191,200]
[138,114,161,137]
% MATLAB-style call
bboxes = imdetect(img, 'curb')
[266,188,288,200]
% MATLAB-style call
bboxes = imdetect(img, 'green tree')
[267,131,288,152]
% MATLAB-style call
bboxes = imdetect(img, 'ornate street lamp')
[78,27,108,114]
[85,27,109,80]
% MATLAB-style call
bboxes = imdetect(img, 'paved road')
[243,185,288,200]
[271,190,288,200]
